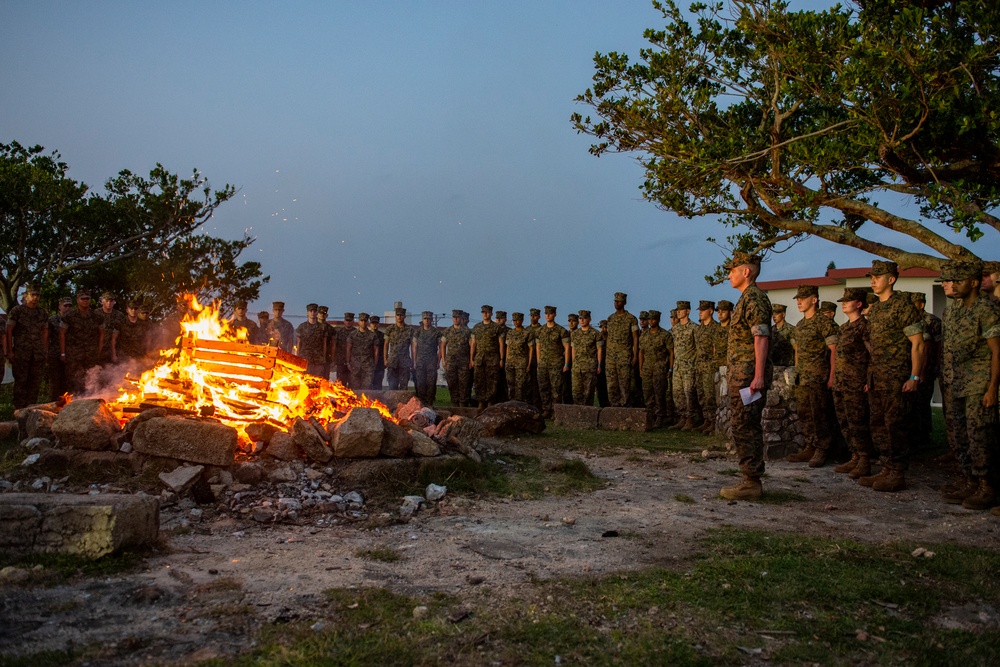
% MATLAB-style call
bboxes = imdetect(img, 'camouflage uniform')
[6,298,49,409]
[441,311,472,406]
[570,316,602,406]
[671,304,701,427]
[347,316,377,391]
[97,306,126,364]
[495,311,511,403]
[370,318,385,389]
[693,303,725,430]
[296,318,328,377]
[527,310,543,408]
[266,315,296,354]
[914,296,943,448]
[47,302,70,400]
[117,317,150,362]
[639,316,672,426]
[868,285,925,470]
[504,316,535,403]
[832,292,874,462]
[230,315,260,346]
[727,276,772,479]
[335,314,354,387]
[471,310,503,407]
[413,313,442,406]
[770,309,796,367]
[385,316,414,390]
[562,314,578,405]
[596,320,611,407]
[605,297,638,407]
[61,304,103,395]
[792,295,840,456]
[535,313,569,417]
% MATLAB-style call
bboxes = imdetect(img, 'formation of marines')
[6,254,1000,514]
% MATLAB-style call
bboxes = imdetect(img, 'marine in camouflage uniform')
[494,311,510,402]
[939,260,1000,510]
[47,297,73,400]
[470,305,504,409]
[720,252,772,501]
[562,313,579,405]
[117,300,151,362]
[60,290,103,395]
[527,308,543,408]
[534,306,570,418]
[346,313,377,391]
[413,311,442,406]
[571,310,602,407]
[605,292,639,408]
[96,292,126,365]
[670,300,701,430]
[5,285,49,409]
[769,304,795,366]
[860,260,925,493]
[638,310,672,426]
[504,312,535,402]
[295,304,328,377]
[266,301,296,354]
[230,300,260,346]
[335,312,355,386]
[786,285,840,467]
[441,310,472,406]
[370,315,385,389]
[693,300,725,433]
[911,292,942,450]
[384,307,414,390]
[830,288,875,479]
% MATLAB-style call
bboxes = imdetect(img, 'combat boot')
[668,419,686,431]
[834,453,861,474]
[720,476,763,501]
[807,448,829,468]
[786,446,815,463]
[847,454,872,480]
[872,466,907,493]
[858,465,890,487]
[680,418,697,431]
[961,479,997,511]
[700,421,715,435]
[991,506,1000,517]
[942,477,977,504]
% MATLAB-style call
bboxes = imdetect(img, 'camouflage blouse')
[385,324,414,363]
[638,327,671,376]
[441,325,471,362]
[793,313,839,385]
[605,310,638,359]
[769,321,796,367]
[6,304,49,352]
[412,326,442,363]
[535,324,569,367]
[834,317,870,392]
[867,291,924,391]
[727,284,772,386]
[571,327,603,371]
[295,320,328,364]
[693,320,725,369]
[471,321,503,360]
[942,296,1000,398]
[505,327,535,366]
[671,321,699,368]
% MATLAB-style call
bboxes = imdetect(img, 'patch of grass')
[0,549,148,585]
[0,381,14,422]
[791,476,812,484]
[717,468,741,476]
[523,424,721,456]
[674,493,696,504]
[416,453,603,500]
[0,649,77,667]
[356,546,404,563]
[758,490,808,504]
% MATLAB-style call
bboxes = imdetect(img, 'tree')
[0,141,263,311]
[572,0,1000,280]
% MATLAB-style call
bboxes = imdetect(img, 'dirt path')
[2,441,998,665]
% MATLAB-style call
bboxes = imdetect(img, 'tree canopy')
[572,0,1000,279]
[0,141,267,313]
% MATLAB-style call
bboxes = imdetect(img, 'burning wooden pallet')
[179,335,308,390]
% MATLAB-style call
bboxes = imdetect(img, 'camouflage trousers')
[473,355,500,406]
[561,362,574,405]
[914,376,937,448]
[944,390,999,478]
[505,361,530,402]
[695,365,718,429]
[605,355,632,408]
[642,372,669,425]
[833,389,873,456]
[672,363,701,424]
[336,362,351,388]
[445,358,471,407]
[414,360,438,406]
[349,359,374,392]
[728,366,766,478]
[572,365,598,407]
[596,367,610,407]
[372,366,385,390]
[386,359,412,390]
[869,387,917,468]
[65,353,98,395]
[47,354,67,401]
[305,361,326,378]
[11,348,46,409]
[538,363,564,416]
[795,382,836,452]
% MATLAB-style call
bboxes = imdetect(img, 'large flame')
[111,297,394,442]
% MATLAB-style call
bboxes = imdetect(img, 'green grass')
[356,546,404,563]
[415,453,603,500]
[215,528,1000,666]
[0,549,148,586]
[0,380,14,422]
[522,424,723,456]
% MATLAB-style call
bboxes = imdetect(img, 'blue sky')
[3,1,995,322]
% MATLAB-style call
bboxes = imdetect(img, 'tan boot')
[834,453,861,474]
[680,418,697,431]
[872,466,907,493]
[991,506,1000,517]
[720,476,763,501]
[942,477,978,504]
[667,419,685,431]
[962,479,997,511]
[807,448,829,468]
[858,466,890,487]
[787,446,815,463]
[847,455,872,480]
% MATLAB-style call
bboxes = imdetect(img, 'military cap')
[512,312,524,320]
[794,285,819,299]
[529,308,541,316]
[983,260,1000,276]
[578,310,591,319]
[939,259,984,282]
[567,312,578,321]
[614,292,627,301]
[358,312,369,321]
[343,312,355,320]
[234,299,248,309]
[138,305,150,314]
[306,303,318,311]
[819,301,837,313]
[599,319,608,327]
[639,310,650,319]
[837,288,868,304]
[647,309,661,320]
[669,308,677,317]
[371,315,380,323]
[676,300,691,310]
[698,300,715,311]
[909,292,927,304]
[272,301,285,309]
[58,296,73,306]
[317,305,328,314]
[717,299,734,311]
[76,289,91,298]
[395,307,406,316]
[421,310,433,318]
[452,309,463,318]
[481,304,493,313]
[723,251,762,269]
[865,292,879,305]
[544,305,557,314]
[100,291,115,301]
[126,299,139,309]
[24,284,41,296]
[257,311,268,318]
[772,303,787,313]
[495,310,507,318]
[866,259,898,277]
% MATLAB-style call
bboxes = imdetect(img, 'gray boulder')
[51,399,121,451]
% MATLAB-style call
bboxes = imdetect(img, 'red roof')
[757,276,841,291]
[759,266,940,291]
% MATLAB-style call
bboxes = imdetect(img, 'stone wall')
[714,366,803,461]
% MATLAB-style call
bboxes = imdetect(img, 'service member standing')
[570,310,602,407]
[911,291,942,451]
[413,311,442,406]
[97,292,126,365]
[440,309,472,406]
[5,285,49,408]
[527,307,543,408]
[118,300,151,362]
[335,312,355,386]
[534,305,570,418]
[605,292,639,407]
[693,300,724,433]
[769,304,795,366]
[317,306,333,379]
[60,290,102,395]
[638,309,672,427]
[503,312,535,402]
[495,310,511,402]
[384,307,414,390]
[670,300,701,430]
[295,304,328,377]
[831,288,875,479]
[230,300,260,345]
[470,305,504,409]
[266,301,295,353]
[47,297,72,400]
[562,312,579,404]
[370,315,385,389]
[346,313,378,391]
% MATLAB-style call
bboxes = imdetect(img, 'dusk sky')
[4,0,996,323]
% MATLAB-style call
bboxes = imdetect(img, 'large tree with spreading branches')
[573,0,1000,279]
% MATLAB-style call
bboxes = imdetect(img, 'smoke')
[80,358,158,400]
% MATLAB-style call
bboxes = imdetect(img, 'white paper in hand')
[739,386,762,406]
